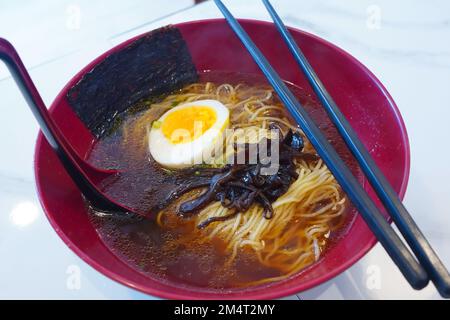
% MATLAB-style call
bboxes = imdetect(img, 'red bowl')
[34,19,410,299]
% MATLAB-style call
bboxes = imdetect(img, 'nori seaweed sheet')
[67,26,198,137]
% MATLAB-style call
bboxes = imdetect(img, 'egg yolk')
[161,106,217,144]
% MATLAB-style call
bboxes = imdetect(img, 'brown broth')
[86,71,360,290]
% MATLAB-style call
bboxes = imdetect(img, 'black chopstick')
[262,0,450,298]
[213,0,429,290]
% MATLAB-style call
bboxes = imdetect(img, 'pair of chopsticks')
[213,0,450,297]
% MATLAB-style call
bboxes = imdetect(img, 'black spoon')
[0,38,144,216]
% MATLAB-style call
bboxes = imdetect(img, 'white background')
[0,0,449,299]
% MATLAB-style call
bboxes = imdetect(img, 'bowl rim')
[34,18,411,300]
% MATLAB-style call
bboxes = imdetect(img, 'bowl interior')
[35,19,409,299]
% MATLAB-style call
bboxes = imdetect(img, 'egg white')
[148,99,229,168]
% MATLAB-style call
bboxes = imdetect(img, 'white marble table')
[0,0,449,300]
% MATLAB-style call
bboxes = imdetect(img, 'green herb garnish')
[152,120,162,129]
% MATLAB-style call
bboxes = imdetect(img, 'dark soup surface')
[86,71,359,289]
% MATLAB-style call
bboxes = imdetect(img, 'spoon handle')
[0,38,123,212]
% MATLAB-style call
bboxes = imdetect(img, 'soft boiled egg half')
[148,99,229,168]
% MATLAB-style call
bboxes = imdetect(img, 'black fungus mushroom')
[162,129,318,229]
